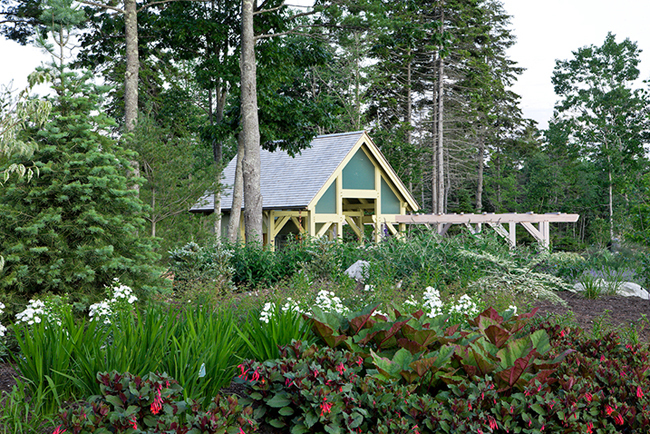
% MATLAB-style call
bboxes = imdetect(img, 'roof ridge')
[315,130,365,139]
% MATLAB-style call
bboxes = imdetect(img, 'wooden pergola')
[395,212,580,249]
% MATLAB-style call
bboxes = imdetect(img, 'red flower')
[585,392,592,402]
[637,386,644,398]
[487,416,497,430]
[336,362,346,374]
[52,425,67,434]
[129,415,138,430]
[605,405,613,416]
[251,368,260,382]
[320,402,333,416]
[586,422,593,433]
[150,384,163,415]
[614,414,624,425]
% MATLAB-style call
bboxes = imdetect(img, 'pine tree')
[0,68,164,302]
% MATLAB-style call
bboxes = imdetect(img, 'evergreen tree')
[0,68,164,302]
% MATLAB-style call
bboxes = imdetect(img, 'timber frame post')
[395,212,579,249]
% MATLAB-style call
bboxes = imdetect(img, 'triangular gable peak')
[308,132,418,214]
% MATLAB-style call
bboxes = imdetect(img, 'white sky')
[2,0,650,130]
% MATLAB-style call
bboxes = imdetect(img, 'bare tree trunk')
[151,187,156,237]
[431,80,438,213]
[124,0,140,195]
[240,0,263,244]
[476,134,484,212]
[210,82,227,240]
[605,141,614,240]
[432,3,445,215]
[227,134,245,242]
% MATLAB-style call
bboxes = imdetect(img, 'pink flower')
[487,416,497,430]
[320,399,333,416]
[150,384,163,415]
[584,392,592,402]
[238,364,249,380]
[336,362,346,374]
[586,422,593,433]
[129,415,138,430]
[239,429,246,434]
[637,386,644,398]
[614,414,624,425]
[251,368,260,382]
[52,425,67,434]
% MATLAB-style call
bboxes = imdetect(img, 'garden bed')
[2,291,649,399]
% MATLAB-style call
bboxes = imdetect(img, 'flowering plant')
[58,371,258,434]
[88,280,138,324]
[15,295,70,327]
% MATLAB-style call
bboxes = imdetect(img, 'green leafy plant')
[237,302,315,362]
[59,371,258,434]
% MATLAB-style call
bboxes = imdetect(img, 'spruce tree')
[0,68,164,303]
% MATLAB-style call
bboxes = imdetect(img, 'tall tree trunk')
[476,134,484,212]
[240,0,263,243]
[124,0,140,195]
[227,135,245,242]
[605,141,614,240]
[210,82,227,240]
[436,32,444,214]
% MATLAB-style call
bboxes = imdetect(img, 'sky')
[2,1,650,130]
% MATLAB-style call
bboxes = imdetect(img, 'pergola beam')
[396,212,579,224]
[395,212,578,249]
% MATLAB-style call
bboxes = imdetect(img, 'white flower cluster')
[89,282,138,324]
[314,290,349,314]
[449,294,479,316]
[0,302,6,337]
[259,298,304,324]
[423,287,444,317]
[16,299,62,326]
[508,305,518,315]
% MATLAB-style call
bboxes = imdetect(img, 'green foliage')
[308,304,569,394]
[549,32,650,241]
[11,303,243,411]
[130,110,219,245]
[237,302,316,362]
[59,371,258,434]
[0,68,164,303]
[167,241,234,302]
[228,240,313,288]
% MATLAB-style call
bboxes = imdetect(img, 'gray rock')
[344,260,370,282]
[572,280,649,300]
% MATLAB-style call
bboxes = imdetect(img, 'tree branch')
[77,0,123,14]
[254,3,287,16]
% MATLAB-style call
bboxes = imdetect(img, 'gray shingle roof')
[191,131,365,212]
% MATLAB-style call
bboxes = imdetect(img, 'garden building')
[191,131,419,249]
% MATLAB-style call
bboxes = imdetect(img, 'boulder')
[572,280,650,300]
[344,260,370,282]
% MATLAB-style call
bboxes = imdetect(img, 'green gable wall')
[381,177,401,214]
[315,182,336,214]
[343,147,375,190]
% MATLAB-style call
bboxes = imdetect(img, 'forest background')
[1,0,650,272]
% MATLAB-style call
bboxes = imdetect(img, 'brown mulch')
[532,291,650,341]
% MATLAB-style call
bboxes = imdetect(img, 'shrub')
[167,241,234,301]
